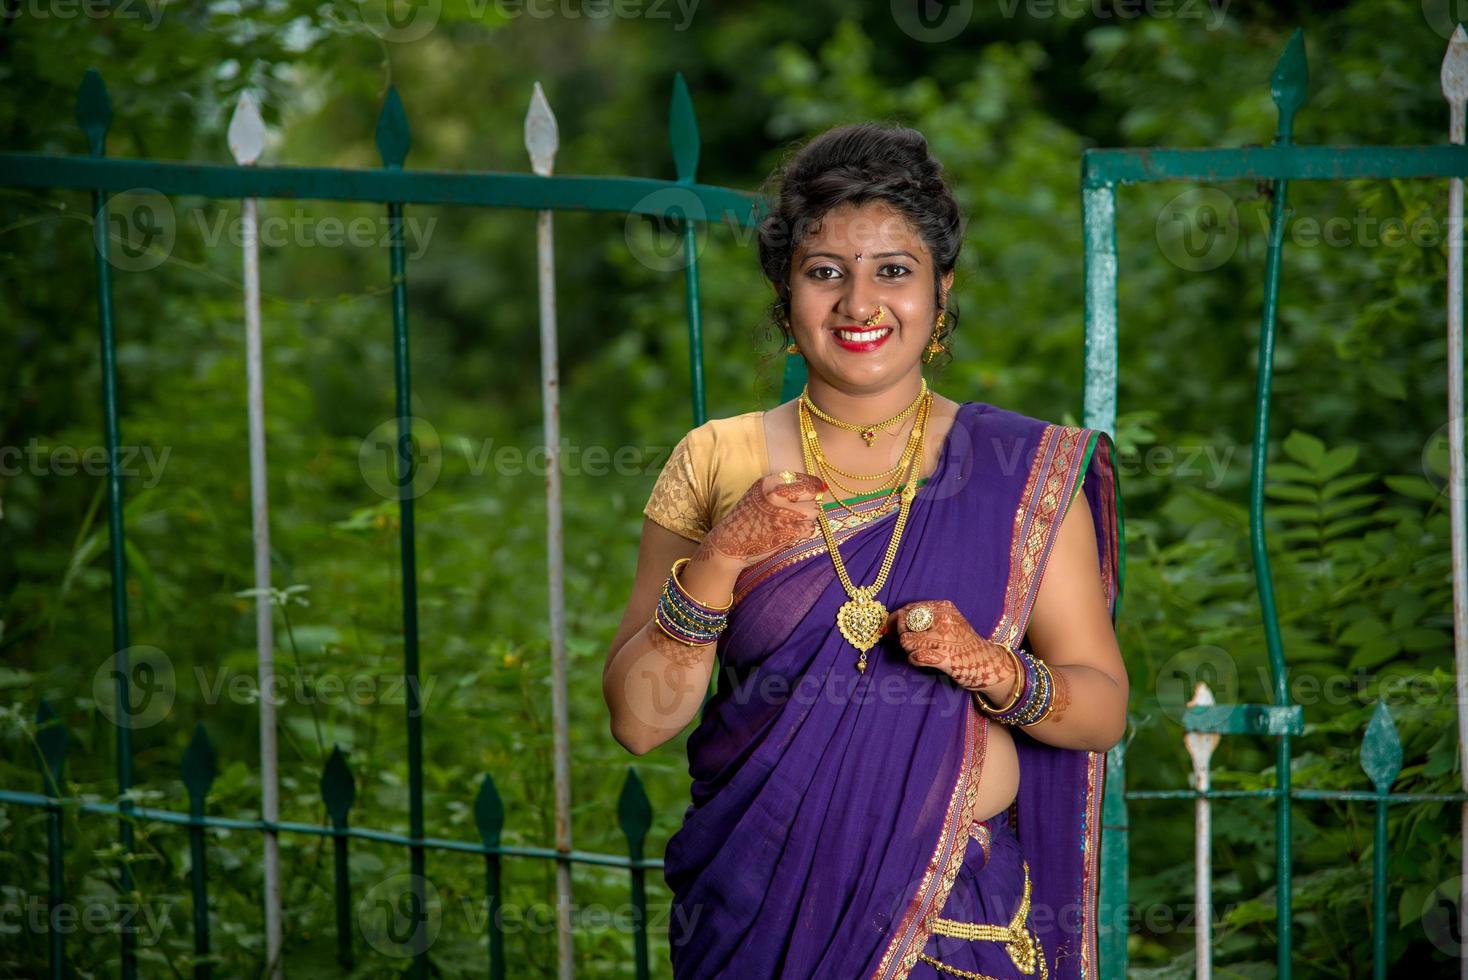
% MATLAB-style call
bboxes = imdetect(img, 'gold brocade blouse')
[642,410,1087,542]
[644,412,769,541]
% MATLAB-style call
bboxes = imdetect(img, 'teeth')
[835,327,892,343]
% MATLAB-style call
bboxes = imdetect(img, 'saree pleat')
[662,402,1124,980]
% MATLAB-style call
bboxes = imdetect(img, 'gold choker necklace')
[800,379,928,447]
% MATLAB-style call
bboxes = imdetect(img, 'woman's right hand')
[695,471,827,569]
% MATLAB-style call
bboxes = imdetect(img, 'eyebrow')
[800,250,921,263]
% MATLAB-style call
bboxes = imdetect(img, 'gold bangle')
[670,556,734,611]
[974,644,1026,716]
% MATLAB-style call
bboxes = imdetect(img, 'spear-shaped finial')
[524,81,559,177]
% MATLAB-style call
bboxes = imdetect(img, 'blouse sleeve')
[643,433,710,541]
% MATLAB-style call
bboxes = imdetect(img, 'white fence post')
[228,91,284,980]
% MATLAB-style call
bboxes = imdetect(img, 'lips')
[830,325,893,352]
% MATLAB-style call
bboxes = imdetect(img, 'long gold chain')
[803,389,931,672]
[801,379,928,447]
[801,396,929,521]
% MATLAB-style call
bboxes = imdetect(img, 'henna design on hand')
[700,473,824,565]
[895,600,1015,693]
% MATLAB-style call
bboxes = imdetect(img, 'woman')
[602,123,1127,980]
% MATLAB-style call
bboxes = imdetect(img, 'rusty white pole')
[525,80,574,980]
[1184,682,1219,980]
[1441,28,1468,980]
[228,92,284,980]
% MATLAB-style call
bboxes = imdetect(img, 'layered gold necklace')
[799,386,932,673]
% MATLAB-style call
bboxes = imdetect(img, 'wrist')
[691,539,747,574]
[972,646,1025,709]
[677,552,740,607]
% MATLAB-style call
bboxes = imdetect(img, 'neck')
[801,372,930,460]
[803,372,926,425]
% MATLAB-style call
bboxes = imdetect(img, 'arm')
[601,521,742,756]
[888,484,1128,753]
[1010,488,1129,752]
[603,474,825,756]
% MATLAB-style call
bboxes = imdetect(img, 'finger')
[888,602,940,636]
[767,471,827,504]
[906,643,944,666]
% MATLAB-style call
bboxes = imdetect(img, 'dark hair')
[755,122,965,368]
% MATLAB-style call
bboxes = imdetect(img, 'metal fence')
[0,68,763,980]
[3,24,1467,980]
[1084,26,1468,980]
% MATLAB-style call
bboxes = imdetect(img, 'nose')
[836,277,885,325]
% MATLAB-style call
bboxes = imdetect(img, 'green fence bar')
[1251,32,1308,977]
[74,67,140,980]
[321,745,357,971]
[182,724,218,979]
[475,775,507,980]
[375,83,431,980]
[619,768,653,980]
[1362,702,1404,979]
[33,701,68,980]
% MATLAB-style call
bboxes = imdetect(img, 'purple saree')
[662,401,1123,979]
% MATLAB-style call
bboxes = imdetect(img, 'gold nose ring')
[864,308,886,327]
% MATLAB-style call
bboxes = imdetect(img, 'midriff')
[972,711,1019,821]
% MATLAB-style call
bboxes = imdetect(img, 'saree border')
[997,424,1118,980]
[873,423,1115,980]
[870,703,989,980]
[987,424,1090,652]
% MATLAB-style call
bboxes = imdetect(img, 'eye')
[879,263,911,279]
[806,265,842,281]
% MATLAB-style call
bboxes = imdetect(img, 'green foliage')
[1,0,1462,976]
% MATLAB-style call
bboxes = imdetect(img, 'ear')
[939,268,955,308]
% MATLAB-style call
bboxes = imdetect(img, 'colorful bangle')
[977,646,1056,727]
[653,557,733,646]
[1012,651,1056,727]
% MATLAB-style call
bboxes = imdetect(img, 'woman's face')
[787,200,953,394]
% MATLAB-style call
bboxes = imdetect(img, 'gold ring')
[904,605,935,632]
[779,470,797,484]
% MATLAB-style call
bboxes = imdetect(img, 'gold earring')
[780,311,801,355]
[923,310,947,365]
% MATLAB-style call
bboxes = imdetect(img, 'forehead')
[795,201,929,259]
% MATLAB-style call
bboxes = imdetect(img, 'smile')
[831,326,893,351]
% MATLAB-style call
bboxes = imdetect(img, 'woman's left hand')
[886,599,1017,693]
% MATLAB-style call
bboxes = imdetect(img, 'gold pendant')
[835,586,887,672]
[859,427,877,446]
